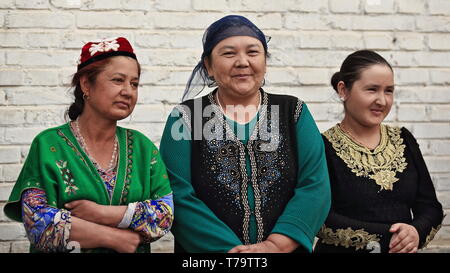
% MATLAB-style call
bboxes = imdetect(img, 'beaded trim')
[57,129,89,167]
[208,91,269,244]
[293,99,304,123]
[120,129,133,204]
[317,225,381,251]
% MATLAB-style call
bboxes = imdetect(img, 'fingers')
[391,241,417,253]
[64,200,81,209]
[389,223,402,233]
[389,229,407,250]
[228,245,248,253]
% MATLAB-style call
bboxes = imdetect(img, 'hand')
[389,223,419,253]
[65,200,127,227]
[110,229,142,253]
[65,199,110,226]
[228,234,299,253]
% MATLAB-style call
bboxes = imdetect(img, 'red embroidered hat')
[77,37,137,70]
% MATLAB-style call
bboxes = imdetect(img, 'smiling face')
[339,64,395,128]
[204,36,266,99]
[81,56,140,121]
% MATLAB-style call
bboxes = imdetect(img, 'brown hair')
[66,56,141,120]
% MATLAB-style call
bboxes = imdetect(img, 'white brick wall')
[0,0,449,253]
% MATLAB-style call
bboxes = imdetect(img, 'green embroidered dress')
[4,123,172,253]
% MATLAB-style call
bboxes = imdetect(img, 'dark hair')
[331,50,393,92]
[67,56,141,121]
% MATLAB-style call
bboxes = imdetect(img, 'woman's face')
[205,35,266,99]
[339,64,394,128]
[82,56,139,121]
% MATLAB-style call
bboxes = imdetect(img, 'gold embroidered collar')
[323,124,407,191]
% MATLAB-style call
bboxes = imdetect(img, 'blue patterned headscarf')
[182,15,270,101]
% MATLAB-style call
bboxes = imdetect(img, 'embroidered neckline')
[323,124,408,191]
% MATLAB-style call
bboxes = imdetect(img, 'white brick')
[308,103,344,121]
[77,12,149,29]
[5,87,72,106]
[0,242,11,253]
[0,147,21,164]
[429,0,450,16]
[0,32,24,48]
[0,164,22,182]
[363,32,394,49]
[353,15,415,31]
[416,16,450,32]
[397,0,425,14]
[437,191,450,209]
[60,31,98,49]
[331,32,364,49]
[152,12,220,30]
[193,0,228,11]
[137,86,183,104]
[0,109,25,125]
[329,0,360,13]
[15,0,49,9]
[299,32,331,49]
[428,34,450,50]
[397,105,427,121]
[6,51,75,67]
[408,123,450,139]
[430,69,450,85]
[23,70,59,86]
[140,50,199,67]
[49,0,81,9]
[0,0,13,9]
[25,32,60,48]
[122,0,152,11]
[11,241,30,253]
[266,32,299,50]
[0,90,5,105]
[0,70,24,86]
[425,158,450,173]
[129,105,167,123]
[327,15,353,30]
[80,0,122,10]
[395,87,450,103]
[395,69,429,85]
[24,107,66,125]
[364,0,394,14]
[136,33,170,48]
[285,0,328,12]
[297,68,331,85]
[433,174,450,191]
[265,68,299,85]
[154,0,191,11]
[7,12,73,29]
[395,33,424,50]
[415,52,450,67]
[430,106,450,121]
[0,223,27,241]
[285,14,329,30]
[270,50,347,67]
[244,13,283,30]
[426,140,450,156]
[4,128,45,145]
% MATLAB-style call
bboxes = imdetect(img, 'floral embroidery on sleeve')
[21,188,72,252]
[129,194,174,243]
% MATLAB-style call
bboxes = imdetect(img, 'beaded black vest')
[178,89,303,245]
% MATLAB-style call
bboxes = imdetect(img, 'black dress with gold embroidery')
[314,124,444,253]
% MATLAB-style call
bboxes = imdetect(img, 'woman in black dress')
[314,50,444,253]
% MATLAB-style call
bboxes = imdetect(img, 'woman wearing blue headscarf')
[160,15,331,253]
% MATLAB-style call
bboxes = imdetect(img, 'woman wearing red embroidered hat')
[3,37,174,253]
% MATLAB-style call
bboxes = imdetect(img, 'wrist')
[267,233,299,253]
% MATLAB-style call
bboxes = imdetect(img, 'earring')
[207,75,217,88]
[83,93,89,100]
[261,78,266,87]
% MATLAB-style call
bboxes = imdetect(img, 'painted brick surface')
[0,0,449,253]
